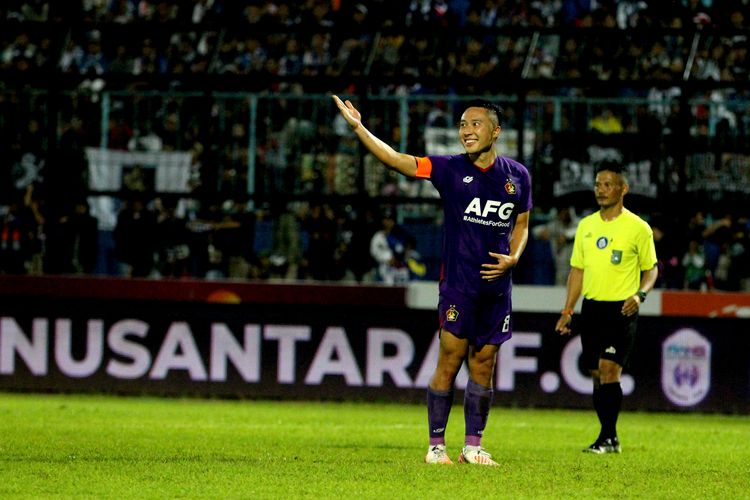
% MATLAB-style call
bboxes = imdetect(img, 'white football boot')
[458,445,499,466]
[424,444,453,464]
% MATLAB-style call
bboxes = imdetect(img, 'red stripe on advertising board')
[0,275,406,307]
[661,290,750,318]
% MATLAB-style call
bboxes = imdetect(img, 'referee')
[555,163,658,454]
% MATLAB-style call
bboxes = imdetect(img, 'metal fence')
[2,88,750,282]
[4,88,750,210]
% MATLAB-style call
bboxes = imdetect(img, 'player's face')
[459,107,500,155]
[594,170,628,209]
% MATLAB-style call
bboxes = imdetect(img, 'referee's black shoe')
[583,437,621,454]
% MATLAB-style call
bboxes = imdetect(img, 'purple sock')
[464,379,493,446]
[427,387,454,446]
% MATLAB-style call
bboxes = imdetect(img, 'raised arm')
[332,95,418,178]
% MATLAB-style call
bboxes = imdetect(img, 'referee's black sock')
[592,385,605,429]
[599,382,623,440]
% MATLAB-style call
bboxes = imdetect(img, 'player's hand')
[480,251,516,281]
[621,295,641,316]
[332,95,361,130]
[555,314,572,336]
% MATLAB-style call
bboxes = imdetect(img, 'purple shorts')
[437,290,513,347]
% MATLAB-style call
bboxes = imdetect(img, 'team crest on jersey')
[596,236,609,249]
[446,305,459,322]
[504,178,516,195]
[611,249,623,264]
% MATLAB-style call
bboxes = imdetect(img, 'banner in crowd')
[1,297,747,413]
[552,132,658,198]
[685,152,750,196]
[86,148,192,193]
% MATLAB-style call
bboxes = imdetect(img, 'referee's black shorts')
[579,298,638,371]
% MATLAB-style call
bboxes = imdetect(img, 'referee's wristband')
[561,308,574,316]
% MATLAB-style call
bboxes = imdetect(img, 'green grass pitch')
[0,392,748,498]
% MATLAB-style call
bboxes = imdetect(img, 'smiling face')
[459,106,500,156]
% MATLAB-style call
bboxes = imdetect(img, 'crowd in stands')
[1,0,749,291]
[1,0,748,90]
[3,178,748,291]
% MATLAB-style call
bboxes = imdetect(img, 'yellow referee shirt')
[570,208,658,301]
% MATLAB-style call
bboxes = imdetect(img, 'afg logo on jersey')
[464,198,514,220]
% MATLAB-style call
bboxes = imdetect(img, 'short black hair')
[596,162,628,183]
[595,162,623,175]
[464,99,503,127]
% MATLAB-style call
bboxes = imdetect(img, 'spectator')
[710,215,749,291]
[108,112,133,150]
[560,0,592,26]
[616,0,648,28]
[241,3,264,24]
[79,32,107,75]
[43,199,98,275]
[725,38,749,81]
[682,239,707,290]
[327,36,369,78]
[113,195,158,277]
[11,0,50,22]
[43,115,89,211]
[342,205,378,283]
[405,0,450,27]
[107,0,136,23]
[650,213,684,289]
[132,38,166,75]
[701,212,735,276]
[304,1,336,27]
[278,38,303,77]
[370,209,423,285]
[209,199,256,279]
[300,202,339,281]
[589,106,624,134]
[0,195,38,274]
[59,38,84,73]
[152,1,178,23]
[400,35,439,81]
[153,197,192,277]
[302,33,331,77]
[532,206,579,285]
[1,33,36,71]
[726,8,747,30]
[108,44,134,73]
[128,121,163,151]
[190,0,222,24]
[239,36,267,74]
[269,201,303,281]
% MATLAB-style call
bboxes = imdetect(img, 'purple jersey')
[416,154,533,299]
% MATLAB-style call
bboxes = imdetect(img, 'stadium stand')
[0,0,748,290]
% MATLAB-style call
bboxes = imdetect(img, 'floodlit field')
[0,393,747,499]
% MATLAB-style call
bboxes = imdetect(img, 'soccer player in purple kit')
[332,95,532,466]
